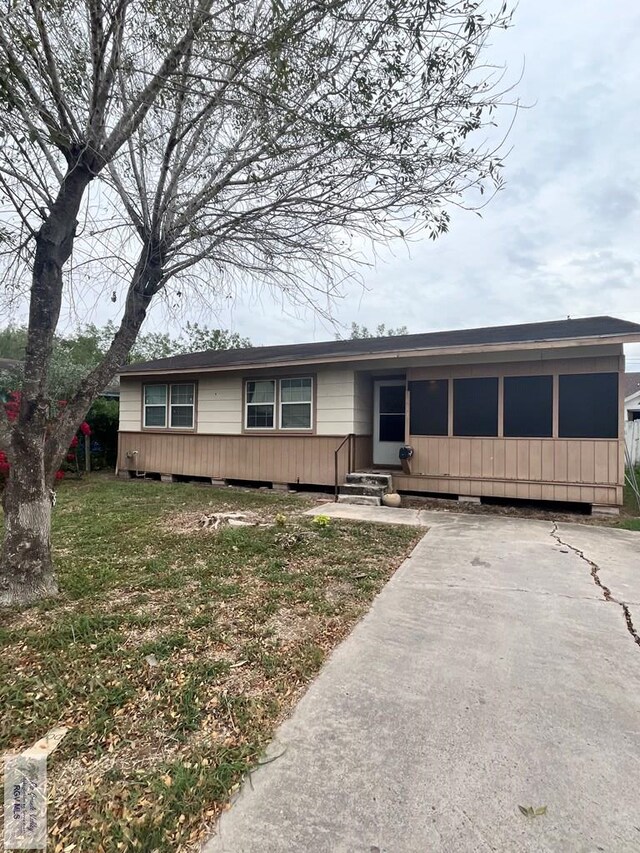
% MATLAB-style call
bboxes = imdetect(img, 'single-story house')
[117,315,640,513]
[624,372,640,421]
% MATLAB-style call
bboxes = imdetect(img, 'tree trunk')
[0,441,57,607]
[0,162,94,607]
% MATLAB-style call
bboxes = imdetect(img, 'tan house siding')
[315,368,356,435]
[394,438,622,505]
[407,352,620,384]
[197,375,243,435]
[120,369,358,435]
[118,432,350,486]
[119,379,142,432]
[353,372,373,435]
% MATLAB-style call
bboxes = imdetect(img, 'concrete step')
[337,494,382,507]
[346,472,393,488]
[339,484,386,497]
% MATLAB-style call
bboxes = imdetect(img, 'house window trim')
[142,382,197,432]
[243,375,316,434]
[245,379,277,431]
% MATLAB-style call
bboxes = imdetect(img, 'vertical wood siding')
[118,432,360,486]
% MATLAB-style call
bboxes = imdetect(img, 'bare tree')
[0,0,513,604]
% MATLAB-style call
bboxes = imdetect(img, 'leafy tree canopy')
[339,322,409,339]
[0,322,250,397]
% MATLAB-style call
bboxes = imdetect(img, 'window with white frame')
[280,377,313,429]
[170,383,195,428]
[244,377,313,430]
[144,384,168,427]
[143,383,195,429]
[245,380,276,429]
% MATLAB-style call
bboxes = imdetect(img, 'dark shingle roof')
[120,316,640,374]
[624,372,640,399]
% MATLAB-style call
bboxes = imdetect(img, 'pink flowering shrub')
[0,392,92,488]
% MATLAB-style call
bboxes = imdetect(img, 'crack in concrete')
[551,523,640,650]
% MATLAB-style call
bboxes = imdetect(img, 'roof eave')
[118,332,637,378]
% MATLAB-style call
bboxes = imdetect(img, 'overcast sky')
[209,0,640,366]
[67,1,640,366]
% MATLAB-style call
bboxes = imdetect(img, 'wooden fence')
[625,420,640,467]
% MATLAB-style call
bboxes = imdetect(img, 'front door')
[373,380,406,466]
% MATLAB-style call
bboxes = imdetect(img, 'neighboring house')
[100,378,120,400]
[623,372,640,467]
[117,316,640,513]
[624,372,640,421]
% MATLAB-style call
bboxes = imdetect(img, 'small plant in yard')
[0,477,422,851]
[312,514,332,528]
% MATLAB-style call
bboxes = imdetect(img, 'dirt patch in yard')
[401,493,640,528]
[162,509,273,534]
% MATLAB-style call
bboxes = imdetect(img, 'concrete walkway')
[307,501,433,526]
[204,511,640,853]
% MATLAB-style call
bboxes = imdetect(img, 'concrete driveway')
[204,511,640,853]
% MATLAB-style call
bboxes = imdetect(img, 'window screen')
[453,377,498,437]
[503,375,553,438]
[558,373,618,438]
[408,380,448,436]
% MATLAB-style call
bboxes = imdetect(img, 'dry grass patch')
[0,476,422,852]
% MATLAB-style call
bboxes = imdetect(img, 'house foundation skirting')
[117,431,623,506]
[393,473,621,507]
[118,432,372,488]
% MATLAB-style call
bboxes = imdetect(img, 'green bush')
[86,397,119,468]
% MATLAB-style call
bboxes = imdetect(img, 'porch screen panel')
[453,377,498,437]
[408,380,448,435]
[558,372,618,438]
[503,375,553,437]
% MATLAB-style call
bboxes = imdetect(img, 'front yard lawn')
[0,476,422,851]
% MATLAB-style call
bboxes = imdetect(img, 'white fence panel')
[625,420,640,467]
